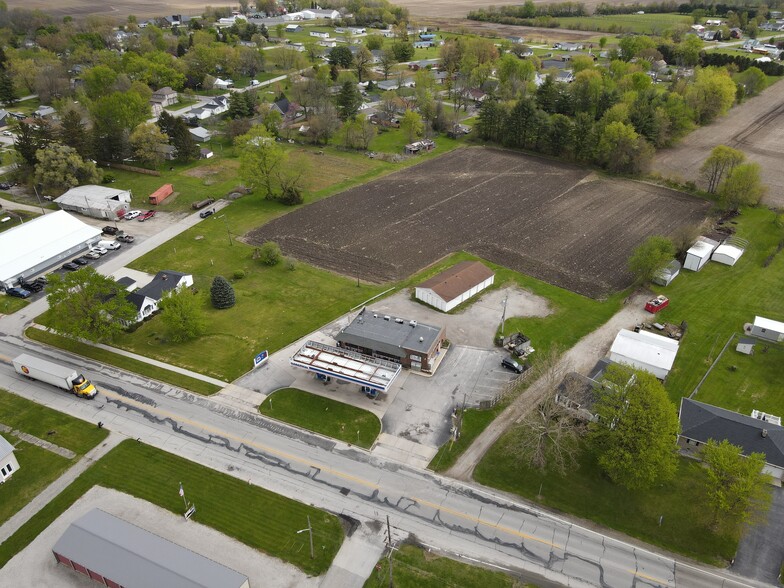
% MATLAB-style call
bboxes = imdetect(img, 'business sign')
[253,350,269,369]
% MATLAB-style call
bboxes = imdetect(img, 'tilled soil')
[249,148,709,299]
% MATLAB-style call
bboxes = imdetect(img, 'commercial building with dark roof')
[52,509,250,588]
[679,398,784,485]
[415,261,495,312]
[335,308,446,372]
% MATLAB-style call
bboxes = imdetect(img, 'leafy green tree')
[258,241,281,265]
[328,46,353,68]
[210,276,236,309]
[156,110,177,139]
[736,66,766,98]
[82,65,118,100]
[34,144,102,194]
[504,96,537,148]
[90,91,150,161]
[391,41,414,62]
[379,48,397,80]
[701,439,772,529]
[595,121,653,174]
[365,34,384,51]
[590,365,680,490]
[400,109,424,142]
[476,99,507,143]
[718,162,767,211]
[130,122,169,167]
[700,145,745,194]
[336,80,362,121]
[628,235,675,285]
[547,114,573,157]
[46,268,137,343]
[353,45,373,83]
[158,288,206,342]
[686,67,736,125]
[674,35,703,67]
[237,124,285,199]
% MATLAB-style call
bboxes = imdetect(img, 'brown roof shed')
[418,261,495,304]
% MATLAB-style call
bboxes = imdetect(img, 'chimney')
[762,429,768,438]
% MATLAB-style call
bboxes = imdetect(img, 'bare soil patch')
[653,83,784,208]
[182,159,240,185]
[248,147,710,298]
[397,0,619,20]
[418,18,600,42]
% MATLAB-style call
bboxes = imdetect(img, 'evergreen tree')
[476,99,506,143]
[0,67,16,105]
[210,276,236,309]
[59,110,92,159]
[535,74,558,113]
[336,80,362,121]
[156,110,177,139]
[171,118,200,161]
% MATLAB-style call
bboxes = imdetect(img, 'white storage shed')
[751,316,784,343]
[609,329,680,380]
[0,435,19,483]
[415,261,495,312]
[712,237,748,266]
[683,237,719,272]
[652,260,681,286]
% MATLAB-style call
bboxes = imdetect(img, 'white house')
[683,236,720,271]
[0,435,19,483]
[123,271,194,324]
[309,30,330,38]
[609,329,680,380]
[415,261,495,312]
[213,78,234,90]
[712,237,748,266]
[751,316,784,342]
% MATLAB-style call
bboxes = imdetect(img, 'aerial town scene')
[0,0,783,585]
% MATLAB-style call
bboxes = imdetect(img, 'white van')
[97,240,121,250]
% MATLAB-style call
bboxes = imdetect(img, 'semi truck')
[13,354,98,399]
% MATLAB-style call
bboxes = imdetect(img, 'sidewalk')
[0,431,124,545]
[319,528,386,588]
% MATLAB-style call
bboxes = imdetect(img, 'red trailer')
[645,295,669,314]
[149,184,173,205]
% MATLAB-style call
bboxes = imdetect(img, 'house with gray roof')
[336,308,446,372]
[679,398,784,485]
[0,435,19,483]
[122,270,193,324]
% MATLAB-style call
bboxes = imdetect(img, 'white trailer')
[13,354,97,398]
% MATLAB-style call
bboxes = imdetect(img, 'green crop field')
[557,13,693,34]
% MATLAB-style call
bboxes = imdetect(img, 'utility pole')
[386,515,394,588]
[500,295,508,337]
[297,516,315,559]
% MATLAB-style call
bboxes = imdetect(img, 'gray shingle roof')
[136,271,188,301]
[336,308,442,358]
[679,398,784,467]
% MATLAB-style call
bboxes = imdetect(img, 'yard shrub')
[210,275,236,309]
[258,241,282,266]
[233,270,246,280]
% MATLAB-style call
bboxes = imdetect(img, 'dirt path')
[445,291,652,481]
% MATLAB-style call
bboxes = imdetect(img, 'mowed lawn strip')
[260,388,380,449]
[25,328,222,396]
[474,440,739,565]
[0,440,344,574]
[363,543,529,588]
[659,208,784,408]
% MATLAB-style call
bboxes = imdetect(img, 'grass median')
[25,328,222,396]
[0,439,344,574]
[259,388,380,449]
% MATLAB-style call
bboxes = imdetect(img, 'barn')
[609,329,680,380]
[751,316,784,343]
[0,211,102,290]
[52,509,250,588]
[415,261,495,312]
[683,236,719,272]
[335,308,446,372]
[712,237,748,266]
[54,185,132,220]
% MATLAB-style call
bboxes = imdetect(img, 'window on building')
[1,466,5,476]
[6,463,11,472]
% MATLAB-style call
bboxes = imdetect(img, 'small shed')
[415,261,495,312]
[0,435,19,483]
[652,259,681,286]
[751,316,784,343]
[149,184,173,205]
[712,237,748,266]
[736,337,756,355]
[684,236,719,271]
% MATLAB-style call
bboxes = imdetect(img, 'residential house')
[432,70,450,85]
[409,58,440,70]
[319,39,338,48]
[213,78,234,90]
[750,316,784,343]
[271,96,304,121]
[540,59,569,70]
[555,70,575,83]
[555,372,598,422]
[123,270,194,324]
[506,36,525,44]
[0,435,19,483]
[300,8,340,19]
[284,23,302,32]
[413,41,434,49]
[150,87,178,108]
[33,105,56,119]
[468,88,488,103]
[370,49,383,63]
[369,112,400,127]
[0,109,11,127]
[310,30,330,38]
[554,42,583,51]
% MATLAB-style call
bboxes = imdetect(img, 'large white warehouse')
[0,211,102,290]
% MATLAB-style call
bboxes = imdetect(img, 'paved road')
[734,486,784,583]
[0,336,766,588]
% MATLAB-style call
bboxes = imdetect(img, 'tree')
[700,145,746,194]
[701,439,772,529]
[336,80,362,121]
[170,118,200,161]
[737,66,766,98]
[379,48,397,80]
[328,46,353,68]
[0,67,16,105]
[589,365,680,490]
[391,41,414,62]
[258,241,282,265]
[595,121,653,174]
[13,120,53,168]
[686,67,736,125]
[130,122,169,167]
[34,144,102,194]
[237,124,285,199]
[58,109,92,159]
[90,91,151,161]
[628,235,675,285]
[353,45,373,83]
[400,109,423,143]
[307,104,341,145]
[210,276,235,309]
[158,287,206,342]
[718,162,767,211]
[46,267,137,343]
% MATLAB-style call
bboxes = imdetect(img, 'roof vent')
[384,315,391,321]
[410,320,417,327]
[419,336,424,342]
[395,318,404,324]
[762,429,768,438]
[373,314,378,318]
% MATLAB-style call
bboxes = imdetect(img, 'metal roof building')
[54,185,132,220]
[0,210,102,290]
[415,261,495,312]
[52,509,250,588]
[609,329,679,380]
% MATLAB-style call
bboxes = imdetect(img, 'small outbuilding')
[712,236,748,266]
[149,184,174,205]
[751,316,784,343]
[683,236,719,271]
[652,259,681,286]
[52,509,250,588]
[736,337,756,355]
[609,328,680,380]
[415,261,495,312]
[0,435,19,483]
[54,185,132,220]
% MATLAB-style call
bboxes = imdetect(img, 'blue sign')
[253,350,269,368]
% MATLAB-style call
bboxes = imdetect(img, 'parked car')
[138,210,156,222]
[6,287,30,298]
[19,279,44,292]
[97,240,121,250]
[124,210,141,220]
[1,131,12,136]
[102,225,119,235]
[117,234,135,243]
[199,208,215,219]
[0,182,11,190]
[91,246,108,255]
[73,257,89,265]
[501,357,526,374]
[62,262,79,271]
[83,251,101,260]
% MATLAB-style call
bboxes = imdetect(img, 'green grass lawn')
[259,388,380,448]
[0,294,28,314]
[429,401,508,472]
[557,13,693,34]
[26,328,222,395]
[163,97,199,111]
[659,208,784,408]
[475,439,739,565]
[0,440,344,574]
[0,209,39,233]
[364,543,530,588]
[8,95,40,116]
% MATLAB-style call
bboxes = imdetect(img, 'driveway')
[733,485,784,583]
